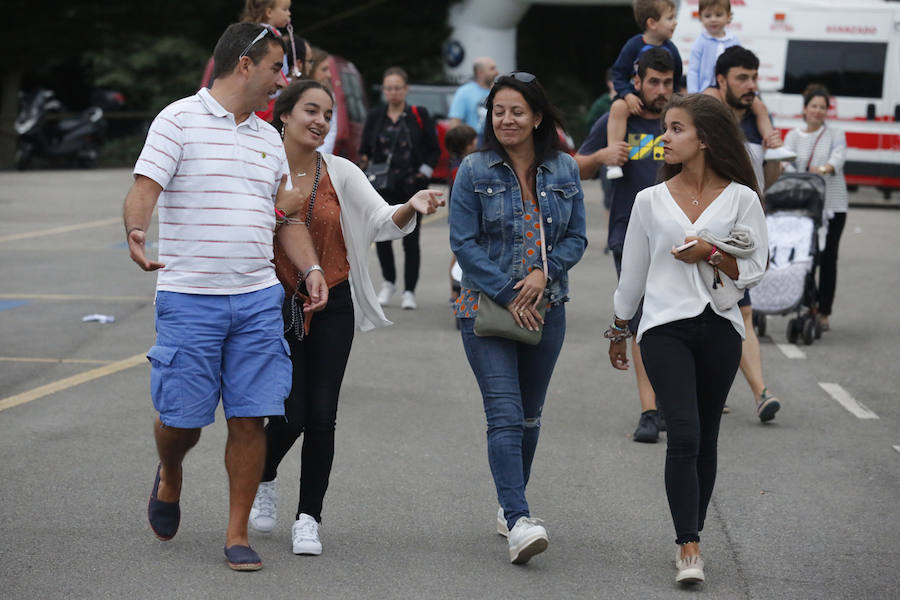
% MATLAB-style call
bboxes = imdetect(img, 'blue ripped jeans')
[459,304,566,530]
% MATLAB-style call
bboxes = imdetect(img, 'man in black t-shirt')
[576,48,675,443]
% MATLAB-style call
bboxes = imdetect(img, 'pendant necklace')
[689,179,704,206]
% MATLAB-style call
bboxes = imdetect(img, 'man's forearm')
[123,176,162,233]
[575,152,602,180]
[276,224,321,273]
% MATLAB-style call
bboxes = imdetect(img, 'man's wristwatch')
[303,264,323,279]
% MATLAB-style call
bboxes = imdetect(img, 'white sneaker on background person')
[507,516,548,564]
[292,513,323,555]
[497,507,509,537]
[764,146,797,161]
[606,165,624,179]
[248,479,276,533]
[401,290,417,310]
[377,282,395,305]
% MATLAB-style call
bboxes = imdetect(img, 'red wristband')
[706,245,718,262]
[275,207,286,218]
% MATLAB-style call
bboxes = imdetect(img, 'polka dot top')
[454,191,542,318]
[303,170,350,289]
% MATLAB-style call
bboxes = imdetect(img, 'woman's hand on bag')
[671,236,712,264]
[506,299,542,332]
[408,189,445,214]
[276,174,306,216]
[609,339,630,370]
[509,269,546,330]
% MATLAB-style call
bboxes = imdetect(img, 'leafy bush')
[86,36,209,113]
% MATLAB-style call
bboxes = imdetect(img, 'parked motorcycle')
[14,89,114,170]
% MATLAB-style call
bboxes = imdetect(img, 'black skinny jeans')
[639,306,742,545]
[262,280,355,523]
[818,212,846,316]
[376,187,421,292]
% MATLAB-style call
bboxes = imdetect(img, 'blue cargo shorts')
[147,284,291,428]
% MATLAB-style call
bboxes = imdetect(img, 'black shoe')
[632,410,659,443]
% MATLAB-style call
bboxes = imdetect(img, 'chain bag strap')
[283,152,322,341]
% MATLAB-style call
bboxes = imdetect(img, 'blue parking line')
[0,300,30,312]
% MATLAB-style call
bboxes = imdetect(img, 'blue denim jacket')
[449,150,588,306]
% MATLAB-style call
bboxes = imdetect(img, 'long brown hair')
[659,94,761,198]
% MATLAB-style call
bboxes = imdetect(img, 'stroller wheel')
[787,318,799,344]
[802,318,815,345]
[814,315,823,340]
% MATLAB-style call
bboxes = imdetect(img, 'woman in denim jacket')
[449,72,587,565]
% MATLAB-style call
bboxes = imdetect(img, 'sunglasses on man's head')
[239,25,279,59]
[494,71,537,84]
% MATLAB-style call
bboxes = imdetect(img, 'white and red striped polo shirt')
[134,88,287,295]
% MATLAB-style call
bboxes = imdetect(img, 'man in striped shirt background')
[122,22,327,571]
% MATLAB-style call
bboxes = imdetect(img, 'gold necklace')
[294,153,318,178]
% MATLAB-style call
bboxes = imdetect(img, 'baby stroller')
[750,173,826,345]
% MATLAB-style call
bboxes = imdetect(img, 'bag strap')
[286,151,323,342]
[410,105,423,130]
[806,126,826,172]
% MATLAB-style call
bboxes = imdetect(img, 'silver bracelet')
[303,264,323,279]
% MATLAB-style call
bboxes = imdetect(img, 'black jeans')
[639,307,742,544]
[262,280,355,522]
[818,212,846,316]
[376,187,421,292]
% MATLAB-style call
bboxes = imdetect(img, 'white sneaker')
[248,479,277,533]
[401,290,417,310]
[675,546,705,584]
[377,282,395,306]
[507,516,548,564]
[606,165,624,179]
[496,507,509,538]
[291,513,322,555]
[764,146,797,161]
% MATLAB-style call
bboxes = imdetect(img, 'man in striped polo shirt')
[122,22,327,571]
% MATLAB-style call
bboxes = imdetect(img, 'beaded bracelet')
[604,327,632,343]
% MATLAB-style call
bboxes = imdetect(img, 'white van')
[674,0,900,195]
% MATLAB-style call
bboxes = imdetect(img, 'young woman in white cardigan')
[249,80,443,554]
[608,94,768,586]
[782,84,848,331]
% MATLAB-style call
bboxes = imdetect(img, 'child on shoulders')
[691,0,792,159]
[606,0,682,180]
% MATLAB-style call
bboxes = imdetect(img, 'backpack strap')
[410,105,423,130]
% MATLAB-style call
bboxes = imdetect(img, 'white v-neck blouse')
[613,181,768,342]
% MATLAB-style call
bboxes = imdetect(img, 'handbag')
[273,152,322,340]
[364,113,402,192]
[364,160,391,192]
[474,200,549,345]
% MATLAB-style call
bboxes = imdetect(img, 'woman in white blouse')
[783,85,848,331]
[608,94,768,586]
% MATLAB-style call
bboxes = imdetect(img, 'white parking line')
[893,445,900,455]
[819,383,879,420]
[776,343,807,359]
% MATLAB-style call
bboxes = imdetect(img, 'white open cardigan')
[297,153,416,332]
